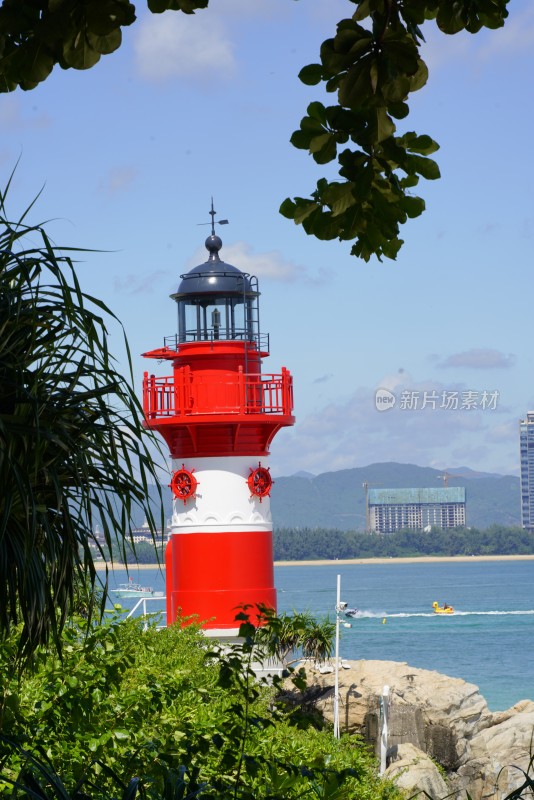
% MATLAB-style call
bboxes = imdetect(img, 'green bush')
[0,611,398,800]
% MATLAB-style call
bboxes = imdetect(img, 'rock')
[302,659,491,769]
[454,703,534,800]
[384,742,450,798]
[295,659,534,800]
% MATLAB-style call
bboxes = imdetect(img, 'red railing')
[143,367,293,420]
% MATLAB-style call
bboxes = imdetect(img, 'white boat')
[111,580,155,598]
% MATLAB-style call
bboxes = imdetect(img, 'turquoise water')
[107,559,534,712]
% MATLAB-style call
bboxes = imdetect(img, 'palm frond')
[0,188,165,661]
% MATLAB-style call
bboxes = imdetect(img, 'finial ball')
[205,234,222,254]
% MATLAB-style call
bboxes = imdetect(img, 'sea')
[105,559,534,712]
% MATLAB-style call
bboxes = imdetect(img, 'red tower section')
[142,228,294,631]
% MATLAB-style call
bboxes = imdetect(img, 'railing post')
[143,371,149,416]
[238,366,246,413]
[281,367,289,414]
[175,368,182,416]
[150,374,157,418]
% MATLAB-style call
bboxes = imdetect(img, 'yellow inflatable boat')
[432,601,454,615]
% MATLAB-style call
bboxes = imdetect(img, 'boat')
[111,580,155,598]
[432,601,454,615]
[344,608,359,618]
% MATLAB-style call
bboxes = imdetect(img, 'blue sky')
[3,0,533,478]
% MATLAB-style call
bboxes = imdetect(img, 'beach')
[275,554,534,566]
[97,553,534,571]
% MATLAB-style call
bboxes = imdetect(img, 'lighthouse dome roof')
[171,234,257,300]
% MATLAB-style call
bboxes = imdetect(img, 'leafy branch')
[281,0,509,261]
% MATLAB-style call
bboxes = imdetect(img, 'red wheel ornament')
[247,463,273,502]
[169,465,198,505]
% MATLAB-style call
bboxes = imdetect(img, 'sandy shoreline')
[95,554,534,571]
[275,554,534,566]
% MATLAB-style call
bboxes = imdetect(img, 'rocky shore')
[298,660,534,800]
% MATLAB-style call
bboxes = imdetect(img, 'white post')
[334,573,341,739]
[379,684,390,775]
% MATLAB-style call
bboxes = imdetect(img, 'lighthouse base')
[165,529,277,629]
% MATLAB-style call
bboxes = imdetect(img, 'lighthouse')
[142,210,294,631]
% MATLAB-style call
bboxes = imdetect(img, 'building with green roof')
[368,487,466,533]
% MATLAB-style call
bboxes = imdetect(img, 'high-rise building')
[368,487,466,533]
[519,412,534,531]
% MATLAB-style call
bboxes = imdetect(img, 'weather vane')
[197,198,229,235]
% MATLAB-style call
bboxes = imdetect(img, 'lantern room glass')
[177,295,256,343]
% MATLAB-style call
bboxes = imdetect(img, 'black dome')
[171,234,256,300]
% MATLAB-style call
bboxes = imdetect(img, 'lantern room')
[169,234,265,352]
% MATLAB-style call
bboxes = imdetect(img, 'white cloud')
[437,348,515,370]
[134,11,236,83]
[99,166,138,196]
[0,96,50,132]
[421,5,534,70]
[476,6,534,60]
[219,241,307,282]
[269,374,513,477]
[114,270,170,295]
[185,240,310,283]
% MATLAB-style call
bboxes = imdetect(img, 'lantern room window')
[178,292,255,343]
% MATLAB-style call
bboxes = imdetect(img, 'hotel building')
[368,487,466,533]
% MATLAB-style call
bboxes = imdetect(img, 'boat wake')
[347,609,534,619]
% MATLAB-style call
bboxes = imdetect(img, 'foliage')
[0,1,511,261]
[501,751,534,800]
[273,525,534,561]
[0,177,164,660]
[0,0,208,92]
[0,611,398,800]
[281,0,510,260]
[255,606,336,666]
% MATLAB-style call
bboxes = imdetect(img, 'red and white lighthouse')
[142,217,294,631]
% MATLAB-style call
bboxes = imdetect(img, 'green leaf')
[369,59,378,94]
[298,63,323,86]
[323,182,356,217]
[62,32,101,70]
[436,4,466,34]
[290,130,315,150]
[353,0,372,22]
[306,101,327,125]
[374,107,395,142]
[338,57,374,108]
[409,58,429,92]
[402,194,426,218]
[279,198,297,220]
[293,201,320,225]
[389,101,410,120]
[407,153,441,180]
[87,29,122,56]
[400,131,440,155]
[148,0,208,11]
[309,133,337,163]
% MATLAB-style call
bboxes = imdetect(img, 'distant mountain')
[291,470,315,479]
[133,462,521,533]
[444,466,506,480]
[271,462,521,530]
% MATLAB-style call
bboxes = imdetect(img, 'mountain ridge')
[271,461,520,530]
[141,461,521,531]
